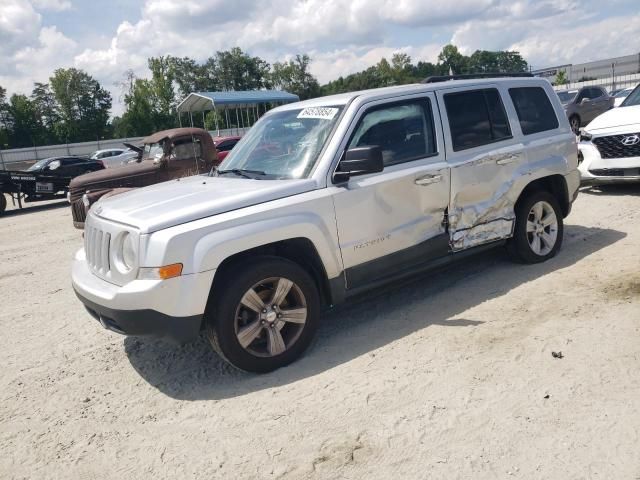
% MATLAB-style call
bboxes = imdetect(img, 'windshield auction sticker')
[297,107,339,120]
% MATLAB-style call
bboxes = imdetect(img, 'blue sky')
[2,0,640,114]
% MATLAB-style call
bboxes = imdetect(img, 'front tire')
[205,257,320,373]
[0,194,6,215]
[508,191,563,264]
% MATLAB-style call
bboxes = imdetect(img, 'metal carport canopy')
[177,90,300,113]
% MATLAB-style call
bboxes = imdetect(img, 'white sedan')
[89,144,141,168]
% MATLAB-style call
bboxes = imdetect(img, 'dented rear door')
[436,84,526,251]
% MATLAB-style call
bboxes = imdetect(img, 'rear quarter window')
[509,87,559,135]
[444,88,512,151]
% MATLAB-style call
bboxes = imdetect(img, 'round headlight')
[82,193,90,208]
[121,232,137,270]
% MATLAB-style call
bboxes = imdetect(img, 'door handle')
[415,174,442,186]
[495,153,520,165]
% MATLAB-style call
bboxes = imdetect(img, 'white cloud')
[2,0,640,117]
[309,44,443,84]
[0,0,42,59]
[509,14,640,69]
[0,1,78,95]
[32,0,72,11]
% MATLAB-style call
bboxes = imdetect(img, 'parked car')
[557,86,613,133]
[68,128,217,228]
[213,135,241,162]
[90,144,141,168]
[1,156,104,215]
[612,87,635,107]
[26,156,104,176]
[72,76,580,373]
[578,83,640,184]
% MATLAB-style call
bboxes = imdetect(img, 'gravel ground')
[1,186,639,480]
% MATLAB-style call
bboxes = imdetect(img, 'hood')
[585,104,640,133]
[94,175,317,233]
[70,160,158,190]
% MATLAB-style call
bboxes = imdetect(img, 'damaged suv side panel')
[437,81,576,250]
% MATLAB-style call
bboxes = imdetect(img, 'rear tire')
[508,191,563,264]
[205,256,320,373]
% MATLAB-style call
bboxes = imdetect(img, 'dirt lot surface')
[1,187,639,480]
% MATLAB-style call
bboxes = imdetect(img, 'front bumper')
[72,248,215,343]
[578,142,640,184]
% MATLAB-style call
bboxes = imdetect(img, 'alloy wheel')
[526,200,558,256]
[234,277,307,357]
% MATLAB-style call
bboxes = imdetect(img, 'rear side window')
[509,87,559,135]
[444,89,511,151]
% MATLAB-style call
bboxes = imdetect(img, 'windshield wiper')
[217,168,267,179]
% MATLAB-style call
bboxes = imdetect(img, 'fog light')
[82,193,90,208]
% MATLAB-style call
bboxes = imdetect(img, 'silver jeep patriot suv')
[72,75,580,372]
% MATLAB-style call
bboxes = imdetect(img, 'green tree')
[270,54,321,100]
[30,82,60,145]
[0,86,10,148]
[466,50,528,74]
[49,67,112,142]
[390,53,413,83]
[147,56,177,130]
[116,74,157,137]
[438,44,467,74]
[7,94,40,148]
[554,70,568,86]
[411,60,447,80]
[215,47,271,91]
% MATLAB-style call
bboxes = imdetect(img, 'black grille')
[593,133,640,159]
[71,200,86,224]
[589,168,640,177]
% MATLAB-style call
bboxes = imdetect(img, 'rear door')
[436,84,526,251]
[332,93,450,289]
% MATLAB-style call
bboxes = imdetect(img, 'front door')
[435,85,526,251]
[332,94,450,289]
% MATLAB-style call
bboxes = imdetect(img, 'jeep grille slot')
[85,226,111,275]
[592,133,640,159]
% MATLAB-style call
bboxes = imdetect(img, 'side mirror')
[580,97,590,105]
[333,146,384,182]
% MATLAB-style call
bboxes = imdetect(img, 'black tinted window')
[509,87,559,135]
[444,89,512,151]
[576,89,589,102]
[349,99,437,166]
[589,87,605,99]
[217,140,238,152]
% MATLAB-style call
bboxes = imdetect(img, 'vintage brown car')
[69,127,218,229]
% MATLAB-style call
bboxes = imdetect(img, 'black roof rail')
[422,72,534,83]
